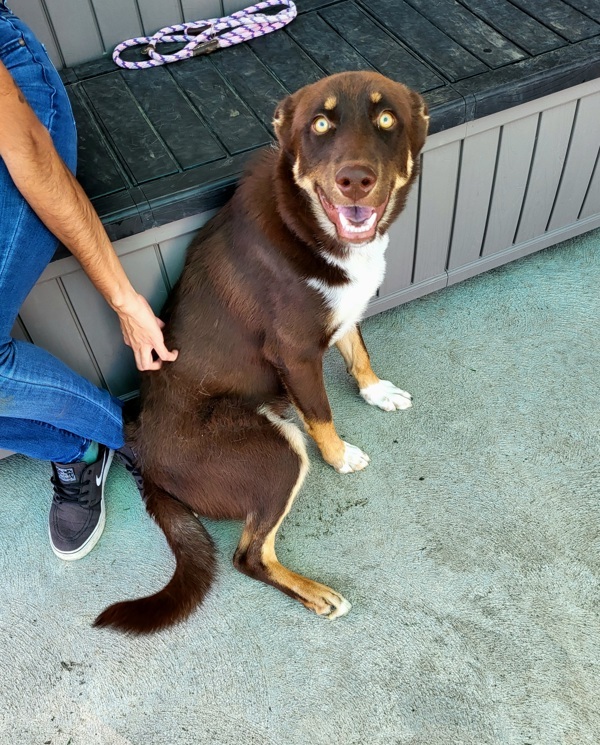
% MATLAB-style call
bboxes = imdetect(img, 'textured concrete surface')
[1,229,599,744]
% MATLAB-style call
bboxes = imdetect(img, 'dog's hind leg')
[233,406,351,619]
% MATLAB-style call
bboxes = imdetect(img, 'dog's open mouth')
[318,189,388,243]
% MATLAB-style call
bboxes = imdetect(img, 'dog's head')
[273,71,429,245]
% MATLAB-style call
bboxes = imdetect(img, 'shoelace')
[115,447,145,499]
[51,474,95,507]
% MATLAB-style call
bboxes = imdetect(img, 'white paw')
[336,442,370,474]
[323,596,352,620]
[308,587,352,619]
[360,379,413,412]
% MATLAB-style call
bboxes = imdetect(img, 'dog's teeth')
[338,211,377,233]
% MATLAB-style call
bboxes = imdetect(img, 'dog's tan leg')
[335,325,380,389]
[277,354,369,472]
[233,410,350,619]
[235,522,351,619]
[336,325,413,412]
[305,418,369,474]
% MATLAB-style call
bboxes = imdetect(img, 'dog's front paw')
[335,442,370,474]
[360,379,413,412]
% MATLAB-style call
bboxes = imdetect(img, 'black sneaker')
[49,445,114,561]
[115,443,145,499]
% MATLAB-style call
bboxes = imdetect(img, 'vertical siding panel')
[11,317,32,343]
[92,0,143,53]
[159,211,217,288]
[579,151,600,220]
[18,280,104,388]
[482,114,538,256]
[61,271,133,398]
[9,0,63,68]
[158,209,218,290]
[119,246,171,314]
[515,100,577,244]
[448,127,500,270]
[42,0,103,66]
[379,179,419,298]
[138,0,183,34]
[222,0,252,12]
[181,0,222,21]
[159,231,198,289]
[548,92,600,230]
[62,247,169,397]
[413,142,461,285]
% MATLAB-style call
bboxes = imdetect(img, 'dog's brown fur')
[95,72,428,633]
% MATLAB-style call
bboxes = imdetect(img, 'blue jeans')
[0,6,124,462]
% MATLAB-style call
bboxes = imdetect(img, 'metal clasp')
[192,38,220,56]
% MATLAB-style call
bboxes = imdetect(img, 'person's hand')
[116,292,178,371]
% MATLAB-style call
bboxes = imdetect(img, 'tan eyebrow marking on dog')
[370,91,382,103]
[324,96,337,110]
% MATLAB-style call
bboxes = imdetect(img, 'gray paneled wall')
[9,0,248,68]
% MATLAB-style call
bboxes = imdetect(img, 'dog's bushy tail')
[94,481,216,634]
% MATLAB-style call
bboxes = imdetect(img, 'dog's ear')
[273,94,296,153]
[408,90,429,157]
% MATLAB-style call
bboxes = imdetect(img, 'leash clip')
[192,38,220,56]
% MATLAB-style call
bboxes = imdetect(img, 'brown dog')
[95,71,429,633]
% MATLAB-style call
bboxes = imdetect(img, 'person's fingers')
[137,353,162,371]
[153,338,179,362]
[144,358,163,371]
[140,342,162,371]
[117,298,178,368]
[132,346,143,370]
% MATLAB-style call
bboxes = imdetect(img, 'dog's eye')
[312,116,332,134]
[377,111,396,130]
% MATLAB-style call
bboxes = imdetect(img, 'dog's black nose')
[335,165,377,199]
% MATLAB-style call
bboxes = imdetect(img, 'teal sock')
[82,441,99,465]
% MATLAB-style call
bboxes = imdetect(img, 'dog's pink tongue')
[337,205,375,224]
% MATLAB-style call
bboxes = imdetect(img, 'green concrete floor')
[1,228,599,745]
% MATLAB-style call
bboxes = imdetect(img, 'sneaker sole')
[50,449,113,561]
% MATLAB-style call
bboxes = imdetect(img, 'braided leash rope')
[113,0,297,69]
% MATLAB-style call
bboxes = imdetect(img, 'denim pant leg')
[0,9,125,461]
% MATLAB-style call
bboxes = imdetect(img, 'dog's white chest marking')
[307,235,388,345]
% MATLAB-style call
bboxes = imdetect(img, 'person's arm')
[0,60,177,371]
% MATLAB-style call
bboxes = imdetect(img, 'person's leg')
[0,9,125,457]
[0,9,124,558]
[0,340,125,460]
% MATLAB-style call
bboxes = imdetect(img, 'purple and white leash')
[113,0,297,69]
